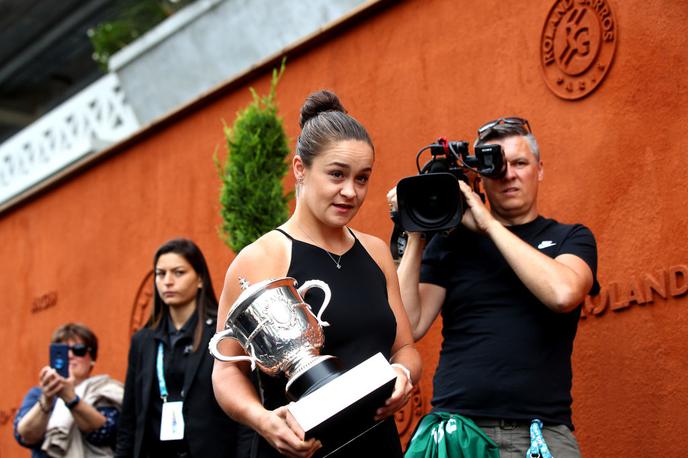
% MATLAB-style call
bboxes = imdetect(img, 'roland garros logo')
[541,0,617,100]
[130,270,154,337]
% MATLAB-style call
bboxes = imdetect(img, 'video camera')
[390,137,506,258]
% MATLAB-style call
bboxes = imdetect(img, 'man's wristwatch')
[65,395,80,410]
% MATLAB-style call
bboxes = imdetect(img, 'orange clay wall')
[2,0,687,456]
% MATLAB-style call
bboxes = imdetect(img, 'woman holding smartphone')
[14,323,124,457]
[115,238,248,458]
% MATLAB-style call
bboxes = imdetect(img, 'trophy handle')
[298,279,332,327]
[208,329,257,370]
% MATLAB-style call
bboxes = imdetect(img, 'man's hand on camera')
[458,180,496,233]
[386,187,398,214]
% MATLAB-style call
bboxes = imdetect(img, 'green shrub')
[88,0,194,70]
[216,62,291,253]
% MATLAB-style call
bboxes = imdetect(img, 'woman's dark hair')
[148,238,218,351]
[296,90,374,167]
[51,323,98,360]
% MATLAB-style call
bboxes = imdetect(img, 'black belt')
[471,417,531,430]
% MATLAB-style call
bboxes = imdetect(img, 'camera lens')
[396,173,463,232]
[407,189,457,226]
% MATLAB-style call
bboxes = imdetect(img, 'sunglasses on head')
[68,343,91,357]
[477,117,532,140]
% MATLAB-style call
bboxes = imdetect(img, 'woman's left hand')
[374,366,413,421]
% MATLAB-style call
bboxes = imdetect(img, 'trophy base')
[287,353,397,457]
[286,357,343,401]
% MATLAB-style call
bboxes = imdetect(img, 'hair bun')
[299,90,346,128]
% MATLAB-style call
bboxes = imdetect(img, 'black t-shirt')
[420,216,599,429]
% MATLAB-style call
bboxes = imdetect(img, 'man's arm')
[458,180,593,313]
[388,187,446,341]
[396,232,446,340]
[487,225,593,312]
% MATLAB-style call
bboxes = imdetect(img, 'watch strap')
[65,395,80,410]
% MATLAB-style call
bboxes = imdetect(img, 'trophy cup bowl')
[209,276,398,456]
[208,277,342,400]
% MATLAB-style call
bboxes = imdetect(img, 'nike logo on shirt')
[537,240,557,249]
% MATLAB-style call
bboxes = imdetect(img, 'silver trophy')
[209,276,397,455]
[208,277,342,400]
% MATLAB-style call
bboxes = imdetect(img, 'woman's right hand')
[257,406,321,458]
[38,366,64,402]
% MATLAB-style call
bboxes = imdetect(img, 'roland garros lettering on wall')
[31,291,58,313]
[580,265,688,319]
[0,407,18,427]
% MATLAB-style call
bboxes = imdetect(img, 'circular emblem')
[541,0,617,100]
[130,270,154,337]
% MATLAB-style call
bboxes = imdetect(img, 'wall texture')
[2,0,686,456]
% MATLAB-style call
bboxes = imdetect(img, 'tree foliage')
[216,62,291,252]
[88,0,195,70]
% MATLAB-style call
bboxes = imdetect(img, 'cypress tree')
[216,62,291,252]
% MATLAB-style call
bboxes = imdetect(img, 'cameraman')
[389,118,598,458]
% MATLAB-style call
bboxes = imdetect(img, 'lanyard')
[527,419,553,458]
[156,342,169,402]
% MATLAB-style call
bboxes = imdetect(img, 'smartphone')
[49,343,69,378]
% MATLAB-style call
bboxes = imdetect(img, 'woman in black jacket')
[115,238,249,458]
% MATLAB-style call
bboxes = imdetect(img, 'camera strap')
[526,419,553,458]
[388,211,407,260]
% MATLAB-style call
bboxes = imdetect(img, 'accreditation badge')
[160,401,185,440]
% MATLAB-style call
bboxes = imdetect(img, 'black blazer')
[115,316,251,458]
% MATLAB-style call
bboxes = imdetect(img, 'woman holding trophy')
[211,90,421,458]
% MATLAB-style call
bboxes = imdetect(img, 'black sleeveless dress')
[249,228,403,458]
